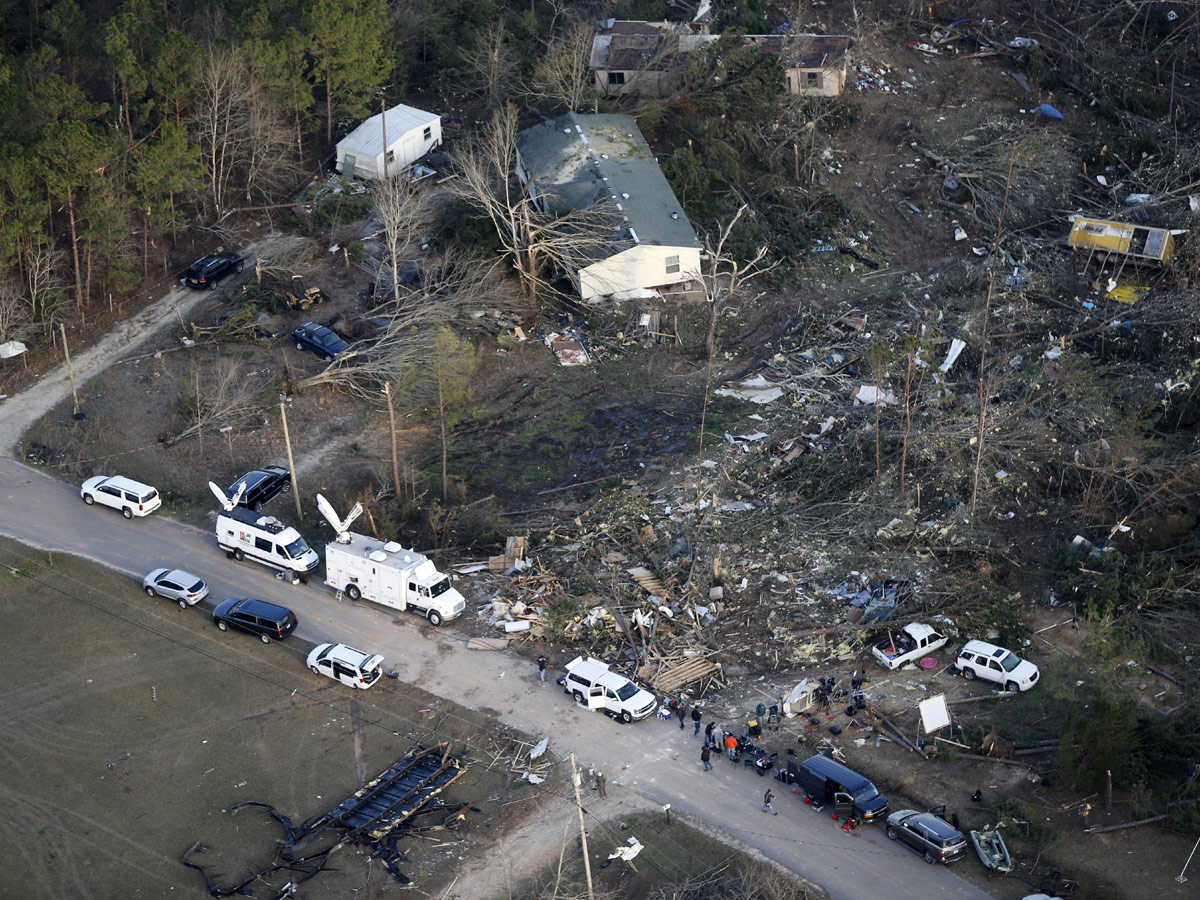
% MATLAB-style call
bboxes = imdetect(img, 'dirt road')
[0,284,218,455]
[0,272,998,899]
[0,455,994,900]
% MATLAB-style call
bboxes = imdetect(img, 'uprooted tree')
[447,104,620,304]
[296,253,516,398]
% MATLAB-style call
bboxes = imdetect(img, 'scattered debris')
[183,743,469,892]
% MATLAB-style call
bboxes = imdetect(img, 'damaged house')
[590,20,852,98]
[515,112,702,300]
[335,103,441,181]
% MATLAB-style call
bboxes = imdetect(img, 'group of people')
[539,657,775,813]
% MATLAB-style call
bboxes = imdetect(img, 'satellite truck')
[209,481,320,583]
[316,493,466,626]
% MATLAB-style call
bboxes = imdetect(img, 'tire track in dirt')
[0,779,180,896]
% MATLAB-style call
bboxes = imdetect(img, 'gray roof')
[338,104,440,156]
[516,112,700,250]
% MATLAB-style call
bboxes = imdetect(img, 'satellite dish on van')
[210,480,244,512]
[316,492,363,543]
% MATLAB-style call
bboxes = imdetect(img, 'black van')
[785,754,889,822]
[212,597,298,644]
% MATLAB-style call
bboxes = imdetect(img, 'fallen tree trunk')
[954,752,1039,769]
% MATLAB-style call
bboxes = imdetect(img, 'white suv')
[307,643,385,689]
[956,640,1039,692]
[81,475,162,519]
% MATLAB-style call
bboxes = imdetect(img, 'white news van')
[318,494,465,626]
[215,506,320,581]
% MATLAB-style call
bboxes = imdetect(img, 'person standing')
[762,788,777,815]
[537,655,548,682]
[595,771,607,797]
[691,706,702,736]
[678,699,687,729]
[701,744,713,771]
[704,721,717,748]
[724,732,738,762]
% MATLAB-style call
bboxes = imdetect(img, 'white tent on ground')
[335,104,441,181]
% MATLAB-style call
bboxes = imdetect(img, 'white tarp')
[0,341,27,359]
[852,385,897,406]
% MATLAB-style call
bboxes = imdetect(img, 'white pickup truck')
[870,623,948,670]
[557,656,657,724]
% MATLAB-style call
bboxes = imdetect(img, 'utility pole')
[569,754,595,900]
[280,401,302,521]
[381,97,389,180]
[59,323,81,417]
[383,383,401,500]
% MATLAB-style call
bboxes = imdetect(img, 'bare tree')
[297,254,515,397]
[243,73,298,203]
[192,46,252,219]
[527,21,597,113]
[22,237,66,338]
[448,104,620,302]
[172,361,268,445]
[401,326,475,502]
[458,19,516,108]
[0,277,29,344]
[253,234,321,286]
[694,206,774,503]
[372,175,434,306]
[699,205,775,361]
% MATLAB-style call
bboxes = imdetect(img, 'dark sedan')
[291,322,349,362]
[182,252,244,290]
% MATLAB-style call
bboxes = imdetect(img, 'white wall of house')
[578,243,702,299]
[785,64,847,97]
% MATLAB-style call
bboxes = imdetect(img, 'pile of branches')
[919,117,1082,233]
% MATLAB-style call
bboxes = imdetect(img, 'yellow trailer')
[1068,216,1175,266]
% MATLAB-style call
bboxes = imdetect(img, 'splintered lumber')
[652,657,723,694]
[627,566,667,595]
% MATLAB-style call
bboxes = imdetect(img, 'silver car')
[142,569,209,608]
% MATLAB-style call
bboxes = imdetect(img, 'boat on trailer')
[969,826,1013,874]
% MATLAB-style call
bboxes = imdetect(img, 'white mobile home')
[515,112,702,300]
[336,104,441,181]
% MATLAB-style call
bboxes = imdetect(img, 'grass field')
[0,539,544,899]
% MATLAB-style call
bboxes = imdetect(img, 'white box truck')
[318,494,465,626]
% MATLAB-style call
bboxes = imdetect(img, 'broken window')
[806,71,822,89]
[608,72,626,85]
[665,255,680,275]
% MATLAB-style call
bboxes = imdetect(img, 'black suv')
[227,466,291,511]
[885,809,968,864]
[183,252,243,290]
[212,598,297,644]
